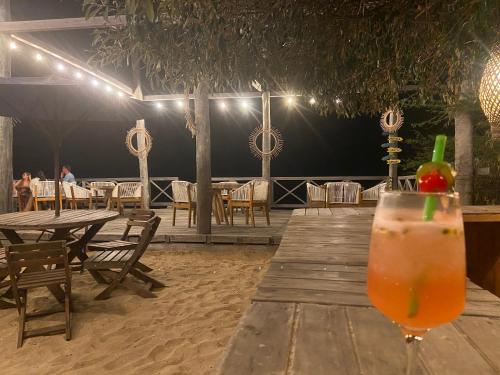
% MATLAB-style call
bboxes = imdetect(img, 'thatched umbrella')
[0,76,160,216]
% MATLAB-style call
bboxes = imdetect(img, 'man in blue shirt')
[61,165,76,183]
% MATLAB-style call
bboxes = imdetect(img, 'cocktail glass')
[367,191,466,375]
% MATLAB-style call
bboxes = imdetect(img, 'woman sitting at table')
[14,172,32,211]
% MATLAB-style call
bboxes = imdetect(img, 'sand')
[0,244,275,375]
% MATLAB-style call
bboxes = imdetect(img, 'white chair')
[110,182,143,214]
[62,182,92,209]
[228,180,270,227]
[326,181,362,206]
[31,180,62,211]
[306,183,326,214]
[171,181,197,227]
[362,182,386,201]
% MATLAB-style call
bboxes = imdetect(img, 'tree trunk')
[0,0,12,213]
[195,81,212,234]
[455,110,474,205]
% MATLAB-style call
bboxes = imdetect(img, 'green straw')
[423,135,447,221]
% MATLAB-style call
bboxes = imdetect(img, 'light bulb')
[56,63,65,72]
[309,97,316,105]
[91,79,99,87]
[74,71,83,79]
[35,53,43,61]
[155,102,164,109]
[218,101,227,110]
[9,41,17,50]
[176,100,184,109]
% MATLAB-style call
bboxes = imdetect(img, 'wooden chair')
[171,181,197,228]
[32,180,63,211]
[326,181,362,207]
[86,209,155,273]
[110,182,143,215]
[0,242,15,309]
[62,182,93,209]
[84,216,164,300]
[305,183,326,214]
[5,241,72,348]
[228,180,270,227]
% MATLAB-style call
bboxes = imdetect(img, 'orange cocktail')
[367,193,466,336]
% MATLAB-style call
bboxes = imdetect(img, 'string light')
[286,97,296,106]
[117,91,124,98]
[176,100,184,109]
[56,63,65,72]
[240,100,250,110]
[91,78,99,87]
[34,53,43,61]
[218,101,227,110]
[335,98,342,104]
[105,85,112,93]
[74,71,83,79]
[155,102,164,110]
[309,97,316,105]
[9,41,17,50]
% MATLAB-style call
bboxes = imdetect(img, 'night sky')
[10,0,410,184]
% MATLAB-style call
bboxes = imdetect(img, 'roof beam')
[0,16,126,33]
[144,92,292,101]
[11,33,134,95]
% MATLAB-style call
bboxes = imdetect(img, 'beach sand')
[0,244,275,375]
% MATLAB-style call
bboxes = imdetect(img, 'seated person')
[61,165,76,183]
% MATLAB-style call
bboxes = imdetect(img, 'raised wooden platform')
[6,209,292,245]
[217,207,500,374]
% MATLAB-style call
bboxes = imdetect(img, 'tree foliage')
[84,0,499,117]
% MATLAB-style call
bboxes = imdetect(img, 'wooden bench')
[217,208,500,374]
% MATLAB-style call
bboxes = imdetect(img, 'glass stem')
[405,334,422,375]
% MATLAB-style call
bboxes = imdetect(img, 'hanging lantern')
[479,44,500,139]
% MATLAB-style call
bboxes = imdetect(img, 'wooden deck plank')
[219,207,500,374]
[217,302,295,375]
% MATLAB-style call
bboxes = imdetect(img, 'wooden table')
[212,182,241,225]
[217,207,500,374]
[0,210,119,303]
[463,205,500,297]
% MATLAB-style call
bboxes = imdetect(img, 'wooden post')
[195,81,212,234]
[262,91,272,201]
[53,143,61,217]
[131,61,150,209]
[455,110,473,205]
[0,0,12,213]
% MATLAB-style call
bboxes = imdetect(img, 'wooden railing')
[77,175,416,208]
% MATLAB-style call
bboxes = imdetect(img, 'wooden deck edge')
[0,233,282,246]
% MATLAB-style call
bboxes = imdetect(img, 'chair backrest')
[326,182,344,204]
[343,182,362,204]
[31,180,58,198]
[231,181,253,201]
[326,181,362,204]
[126,216,162,268]
[252,180,269,202]
[62,182,91,199]
[172,181,196,203]
[121,209,156,240]
[306,183,326,203]
[113,182,142,198]
[362,181,386,201]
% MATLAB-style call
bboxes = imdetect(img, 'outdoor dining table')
[0,210,119,303]
[212,182,242,225]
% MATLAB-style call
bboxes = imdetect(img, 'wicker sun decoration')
[248,127,284,159]
[380,108,404,165]
[125,127,153,157]
[479,43,500,140]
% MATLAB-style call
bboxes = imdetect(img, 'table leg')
[63,223,106,263]
[212,196,221,225]
[0,229,23,244]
